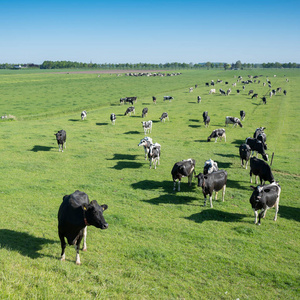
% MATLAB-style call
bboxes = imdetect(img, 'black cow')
[207,128,226,142]
[110,113,116,125]
[236,89,240,94]
[160,112,169,122]
[195,170,227,208]
[142,108,148,118]
[245,138,268,161]
[251,93,258,99]
[262,96,267,104]
[125,97,137,104]
[239,143,251,169]
[202,111,210,127]
[249,157,274,185]
[81,110,87,120]
[54,130,66,152]
[58,190,108,264]
[171,159,196,191]
[124,106,135,116]
[152,96,157,104]
[283,90,287,96]
[225,116,243,127]
[248,90,254,96]
[240,110,246,121]
[250,182,281,225]
[163,96,173,101]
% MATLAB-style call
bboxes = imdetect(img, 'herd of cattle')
[54,73,287,264]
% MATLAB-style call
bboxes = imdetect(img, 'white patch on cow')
[61,253,65,261]
[75,245,81,265]
[82,226,87,251]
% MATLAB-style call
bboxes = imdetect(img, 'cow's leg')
[255,175,258,185]
[274,199,279,221]
[188,174,192,186]
[178,181,181,192]
[250,170,253,183]
[241,158,243,168]
[75,244,81,265]
[258,210,265,225]
[222,185,226,202]
[203,196,207,206]
[173,181,177,191]
[209,195,213,208]
[59,232,66,261]
[82,226,87,251]
[245,160,248,169]
[253,209,258,224]
[215,137,217,143]
[215,191,218,200]
[149,158,152,169]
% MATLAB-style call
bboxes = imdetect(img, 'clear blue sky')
[1,0,299,64]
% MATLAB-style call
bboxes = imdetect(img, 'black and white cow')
[239,143,251,169]
[245,138,268,161]
[142,120,152,134]
[148,143,161,169]
[253,127,266,144]
[125,97,137,104]
[110,113,116,125]
[138,136,153,160]
[219,89,226,95]
[163,96,173,101]
[81,110,87,120]
[195,170,227,208]
[203,159,218,175]
[142,107,148,118]
[58,190,108,264]
[171,158,196,191]
[248,90,254,96]
[120,98,126,104]
[251,93,258,99]
[225,116,243,127]
[54,130,66,152]
[124,106,135,116]
[250,182,281,225]
[240,110,246,121]
[207,129,226,142]
[249,157,274,185]
[197,96,201,103]
[160,112,169,122]
[202,111,210,127]
[152,96,156,104]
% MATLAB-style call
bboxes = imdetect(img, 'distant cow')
[142,107,148,118]
[250,182,281,225]
[125,97,137,104]
[124,106,135,116]
[110,113,116,125]
[203,159,218,175]
[262,96,267,104]
[283,90,287,96]
[138,136,153,160]
[245,138,268,161]
[207,129,226,142]
[152,96,157,104]
[189,87,193,93]
[209,89,216,94]
[249,157,274,185]
[81,110,87,120]
[248,90,254,96]
[54,130,66,152]
[251,93,258,99]
[225,116,243,127]
[142,120,152,134]
[219,89,226,95]
[239,143,251,169]
[160,112,169,122]
[195,170,227,208]
[237,89,240,94]
[197,96,201,103]
[163,96,173,101]
[58,190,108,264]
[171,158,196,191]
[240,110,246,121]
[253,127,267,146]
[148,143,161,169]
[203,112,210,127]
[120,98,126,104]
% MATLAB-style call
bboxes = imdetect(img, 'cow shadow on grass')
[0,229,57,259]
[143,194,199,206]
[279,205,300,222]
[111,161,143,170]
[215,153,238,159]
[68,119,80,122]
[31,145,55,152]
[108,154,138,160]
[194,139,208,143]
[226,178,244,190]
[189,124,201,128]
[216,162,233,169]
[123,131,140,135]
[189,119,200,123]
[231,139,245,145]
[186,210,247,224]
[96,122,109,126]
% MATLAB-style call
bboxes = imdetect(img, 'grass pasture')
[0,69,299,299]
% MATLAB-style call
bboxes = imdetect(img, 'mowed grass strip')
[0,69,299,299]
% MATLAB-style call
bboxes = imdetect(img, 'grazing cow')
[124,106,135,116]
[251,93,258,99]
[250,182,281,225]
[249,157,274,185]
[197,96,201,103]
[54,130,66,152]
[283,90,287,96]
[248,90,254,96]
[171,159,196,191]
[209,89,216,94]
[120,98,126,104]
[142,107,148,118]
[245,138,268,161]
[225,116,243,127]
[195,170,227,208]
[142,120,152,134]
[160,112,169,122]
[226,89,231,96]
[148,143,161,169]
[138,137,153,160]
[203,159,218,175]
[163,96,173,101]
[81,110,87,120]
[219,89,226,95]
[237,89,240,94]
[189,87,193,93]
[58,190,108,265]
[205,82,210,86]
[125,97,137,104]
[152,96,156,104]
[262,96,267,104]
[277,87,282,93]
[207,129,226,142]
[253,127,267,146]
[240,110,246,121]
[110,113,116,125]
[239,143,251,169]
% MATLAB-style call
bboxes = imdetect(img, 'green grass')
[0,69,299,299]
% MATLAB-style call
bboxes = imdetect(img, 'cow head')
[195,173,205,188]
[83,201,108,229]
[262,153,269,161]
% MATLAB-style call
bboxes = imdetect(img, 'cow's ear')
[250,186,256,190]
[101,204,108,211]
